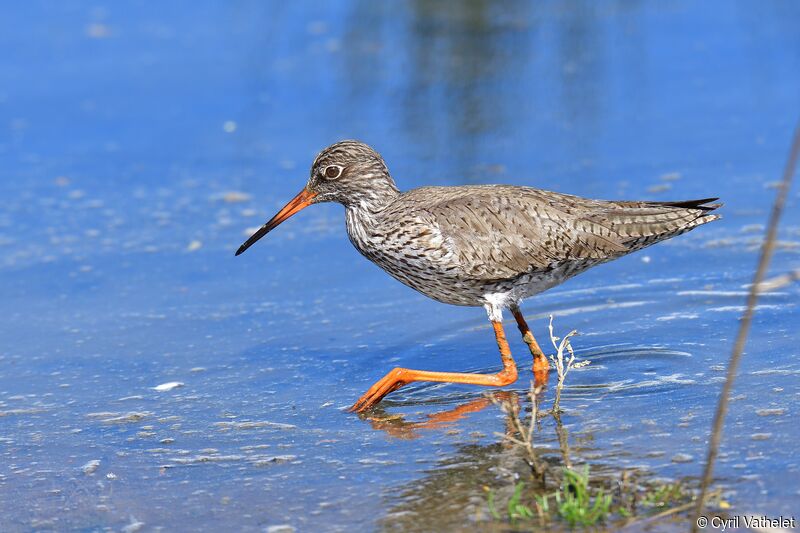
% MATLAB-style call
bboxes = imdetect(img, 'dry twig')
[547,315,587,412]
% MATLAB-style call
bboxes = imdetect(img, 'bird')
[236,140,720,413]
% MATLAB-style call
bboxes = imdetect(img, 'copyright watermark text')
[696,515,796,530]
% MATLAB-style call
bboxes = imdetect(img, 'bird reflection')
[370,380,596,531]
[360,391,518,440]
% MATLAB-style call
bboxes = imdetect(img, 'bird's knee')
[496,368,518,386]
[386,367,408,380]
[533,354,550,372]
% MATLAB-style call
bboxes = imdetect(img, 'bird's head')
[235,140,399,256]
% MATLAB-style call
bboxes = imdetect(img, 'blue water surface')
[1,1,798,531]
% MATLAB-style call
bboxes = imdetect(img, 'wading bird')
[236,141,720,412]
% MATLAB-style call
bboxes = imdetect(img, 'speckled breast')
[343,207,593,308]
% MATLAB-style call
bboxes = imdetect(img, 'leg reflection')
[360,391,518,440]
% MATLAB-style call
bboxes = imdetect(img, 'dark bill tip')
[234,188,316,256]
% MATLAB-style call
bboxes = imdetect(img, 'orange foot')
[349,367,409,413]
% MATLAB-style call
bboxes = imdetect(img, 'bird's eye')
[324,165,342,179]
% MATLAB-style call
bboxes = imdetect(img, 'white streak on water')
[708,305,785,313]
[528,300,651,319]
[678,290,785,297]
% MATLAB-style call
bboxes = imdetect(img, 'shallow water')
[1,1,799,531]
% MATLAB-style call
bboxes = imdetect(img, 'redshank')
[236,140,720,412]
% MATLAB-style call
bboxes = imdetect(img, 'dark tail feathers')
[652,197,722,211]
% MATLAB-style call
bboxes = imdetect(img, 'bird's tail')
[601,197,721,251]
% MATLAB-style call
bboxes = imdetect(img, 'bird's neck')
[344,197,392,234]
[343,182,400,214]
[344,189,398,251]
[342,176,400,252]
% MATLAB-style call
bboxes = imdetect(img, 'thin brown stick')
[622,489,722,530]
[691,122,800,531]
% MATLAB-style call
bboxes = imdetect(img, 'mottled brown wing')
[581,197,721,249]
[424,186,628,281]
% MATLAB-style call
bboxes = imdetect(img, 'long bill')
[235,189,317,256]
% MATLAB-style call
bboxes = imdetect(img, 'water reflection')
[375,379,702,531]
[334,1,657,185]
[376,387,603,532]
[361,392,511,440]
[339,0,536,179]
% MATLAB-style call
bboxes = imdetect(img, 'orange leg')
[349,321,518,413]
[510,306,550,384]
